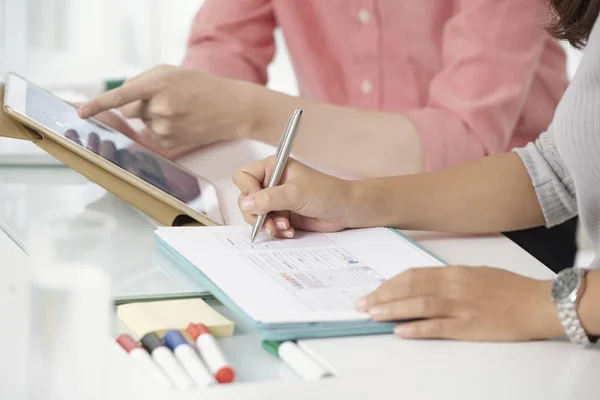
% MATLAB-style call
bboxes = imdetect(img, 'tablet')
[3,72,224,225]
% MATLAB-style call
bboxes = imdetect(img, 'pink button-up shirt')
[182,0,568,171]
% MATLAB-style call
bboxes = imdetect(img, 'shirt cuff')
[403,107,485,171]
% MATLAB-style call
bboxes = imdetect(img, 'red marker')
[116,334,172,389]
[187,323,235,383]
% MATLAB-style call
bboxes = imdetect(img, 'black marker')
[141,332,193,390]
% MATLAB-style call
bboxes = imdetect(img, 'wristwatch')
[551,267,596,346]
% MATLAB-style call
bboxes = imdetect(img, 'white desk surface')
[2,139,599,400]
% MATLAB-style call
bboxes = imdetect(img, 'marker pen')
[186,323,235,383]
[164,330,214,388]
[117,334,173,389]
[262,340,331,380]
[141,332,194,390]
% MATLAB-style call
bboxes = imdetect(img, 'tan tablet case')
[0,84,216,227]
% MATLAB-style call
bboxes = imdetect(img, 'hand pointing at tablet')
[78,65,255,158]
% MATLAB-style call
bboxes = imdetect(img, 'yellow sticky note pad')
[117,298,235,338]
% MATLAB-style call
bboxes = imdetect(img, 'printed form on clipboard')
[154,226,446,340]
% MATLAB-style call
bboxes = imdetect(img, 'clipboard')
[0,84,217,227]
[154,226,448,341]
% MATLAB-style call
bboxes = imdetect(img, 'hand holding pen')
[235,109,353,239]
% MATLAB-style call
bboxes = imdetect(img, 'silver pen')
[250,109,303,243]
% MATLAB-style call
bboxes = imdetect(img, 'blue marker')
[164,330,214,387]
[141,332,193,390]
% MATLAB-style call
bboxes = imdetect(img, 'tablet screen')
[7,75,223,224]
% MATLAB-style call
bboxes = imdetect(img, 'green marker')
[262,340,331,380]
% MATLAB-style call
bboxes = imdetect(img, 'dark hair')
[547,0,600,48]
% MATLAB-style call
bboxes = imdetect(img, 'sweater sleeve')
[513,130,577,227]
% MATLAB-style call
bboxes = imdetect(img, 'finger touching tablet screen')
[3,73,224,225]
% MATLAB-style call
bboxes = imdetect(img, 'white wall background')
[2,0,583,93]
[0,0,298,96]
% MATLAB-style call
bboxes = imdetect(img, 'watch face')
[552,269,581,301]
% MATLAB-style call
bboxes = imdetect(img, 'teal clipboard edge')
[153,228,448,341]
[387,228,449,266]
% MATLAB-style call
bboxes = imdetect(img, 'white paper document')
[155,226,444,324]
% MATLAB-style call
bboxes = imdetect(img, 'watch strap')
[556,300,591,346]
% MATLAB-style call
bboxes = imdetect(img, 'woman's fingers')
[234,169,264,198]
[119,100,146,119]
[234,158,274,196]
[79,72,158,118]
[261,216,277,237]
[355,267,448,311]
[241,214,295,239]
[367,297,459,321]
[393,318,463,340]
[238,194,294,238]
[272,214,290,231]
[241,185,301,215]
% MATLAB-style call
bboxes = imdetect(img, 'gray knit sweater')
[514,16,600,268]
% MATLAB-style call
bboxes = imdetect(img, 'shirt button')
[361,79,373,94]
[358,8,371,24]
